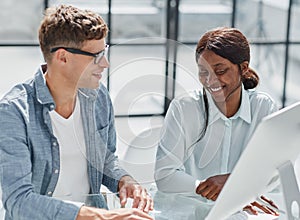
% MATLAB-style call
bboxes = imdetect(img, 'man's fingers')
[145,194,154,212]
[119,187,128,207]
[133,188,150,211]
[138,191,152,212]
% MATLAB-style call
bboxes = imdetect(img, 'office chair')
[119,126,162,189]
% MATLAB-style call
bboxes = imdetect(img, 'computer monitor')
[205,101,300,220]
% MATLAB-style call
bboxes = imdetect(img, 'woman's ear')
[240,61,249,74]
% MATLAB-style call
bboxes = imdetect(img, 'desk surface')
[149,189,286,220]
[0,190,286,220]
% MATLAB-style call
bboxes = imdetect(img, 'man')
[0,4,153,220]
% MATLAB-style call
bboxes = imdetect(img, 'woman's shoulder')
[247,89,276,103]
[246,89,278,111]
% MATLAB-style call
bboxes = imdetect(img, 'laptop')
[205,101,300,220]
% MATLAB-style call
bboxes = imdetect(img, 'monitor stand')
[278,161,300,220]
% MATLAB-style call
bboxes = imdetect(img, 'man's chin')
[78,82,101,90]
[88,83,100,89]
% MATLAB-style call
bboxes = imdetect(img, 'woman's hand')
[243,195,280,216]
[195,173,230,201]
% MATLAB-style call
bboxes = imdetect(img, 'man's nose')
[98,56,109,68]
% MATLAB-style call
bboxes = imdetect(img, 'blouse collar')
[206,84,252,125]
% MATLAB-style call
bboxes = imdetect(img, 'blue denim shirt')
[0,65,128,220]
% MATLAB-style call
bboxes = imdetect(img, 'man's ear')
[53,49,67,63]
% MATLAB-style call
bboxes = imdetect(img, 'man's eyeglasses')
[50,44,109,64]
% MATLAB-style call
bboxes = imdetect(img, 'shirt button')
[50,104,55,110]
[47,191,52,195]
[52,142,57,147]
[54,169,59,174]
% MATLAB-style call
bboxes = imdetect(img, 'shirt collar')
[232,86,252,123]
[78,88,99,101]
[206,84,252,125]
[34,64,55,106]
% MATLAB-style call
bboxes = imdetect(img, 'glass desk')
[150,189,286,220]
[0,189,287,220]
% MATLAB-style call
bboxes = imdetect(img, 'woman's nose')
[205,72,219,85]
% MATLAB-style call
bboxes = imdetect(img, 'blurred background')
[0,0,300,157]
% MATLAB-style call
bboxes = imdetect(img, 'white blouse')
[155,87,278,199]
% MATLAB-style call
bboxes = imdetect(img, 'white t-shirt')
[50,96,90,203]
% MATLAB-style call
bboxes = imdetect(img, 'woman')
[155,27,278,214]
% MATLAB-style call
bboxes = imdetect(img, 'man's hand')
[118,175,154,213]
[243,195,280,216]
[76,206,154,220]
[195,173,230,201]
